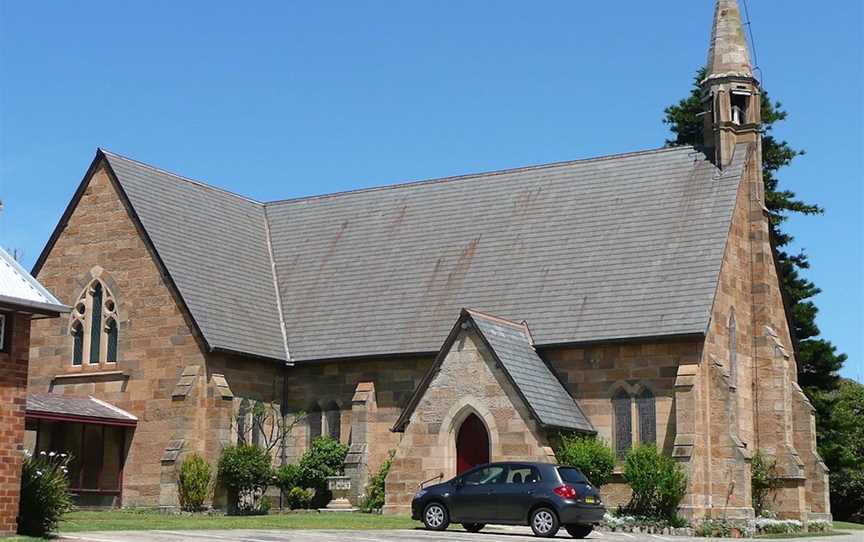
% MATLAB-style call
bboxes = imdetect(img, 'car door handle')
[526,489,535,495]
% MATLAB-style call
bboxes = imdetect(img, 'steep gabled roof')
[35,143,748,364]
[268,145,747,361]
[393,309,594,433]
[0,247,67,316]
[100,151,288,361]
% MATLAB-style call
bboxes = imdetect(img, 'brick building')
[27,0,829,522]
[0,247,67,536]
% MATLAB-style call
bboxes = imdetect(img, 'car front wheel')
[462,523,485,533]
[422,502,450,531]
[530,507,560,538]
[565,524,593,539]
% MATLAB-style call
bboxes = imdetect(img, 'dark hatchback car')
[412,462,605,538]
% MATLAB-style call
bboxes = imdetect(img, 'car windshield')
[558,467,589,484]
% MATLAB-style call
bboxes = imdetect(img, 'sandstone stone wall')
[29,162,209,507]
[383,329,555,515]
[543,338,699,509]
[0,314,31,535]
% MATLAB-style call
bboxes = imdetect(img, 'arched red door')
[456,413,490,474]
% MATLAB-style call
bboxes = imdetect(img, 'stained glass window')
[637,388,656,445]
[106,319,118,362]
[89,282,102,364]
[613,389,632,459]
[72,323,84,366]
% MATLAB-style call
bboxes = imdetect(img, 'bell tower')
[701,0,761,169]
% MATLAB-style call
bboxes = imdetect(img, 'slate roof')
[0,247,67,315]
[26,393,138,425]
[469,310,593,432]
[267,145,747,361]
[103,152,288,361]
[39,143,749,363]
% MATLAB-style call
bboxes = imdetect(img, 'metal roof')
[0,247,67,315]
[81,144,746,363]
[469,310,594,432]
[26,393,138,425]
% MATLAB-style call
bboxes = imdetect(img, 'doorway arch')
[456,413,490,474]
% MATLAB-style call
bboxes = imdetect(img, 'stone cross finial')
[704,0,753,83]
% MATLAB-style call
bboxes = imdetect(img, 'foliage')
[217,445,273,514]
[177,453,212,512]
[695,518,733,538]
[623,444,687,520]
[360,450,394,512]
[274,463,300,492]
[285,486,314,510]
[664,68,852,517]
[754,517,803,534]
[751,451,781,517]
[604,512,688,531]
[553,433,615,487]
[817,380,864,521]
[295,436,348,506]
[17,450,73,537]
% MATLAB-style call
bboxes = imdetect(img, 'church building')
[27,0,829,521]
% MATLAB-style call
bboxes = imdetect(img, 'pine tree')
[662,69,847,396]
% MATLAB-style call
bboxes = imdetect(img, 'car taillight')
[553,484,579,499]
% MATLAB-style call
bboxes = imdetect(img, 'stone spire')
[705,0,753,82]
[700,0,760,168]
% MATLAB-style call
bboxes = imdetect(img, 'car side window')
[505,466,541,484]
[462,466,507,486]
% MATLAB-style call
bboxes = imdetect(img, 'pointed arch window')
[236,399,250,445]
[613,389,632,459]
[637,388,657,445]
[324,402,341,442]
[70,279,119,365]
[308,405,323,446]
[729,311,737,388]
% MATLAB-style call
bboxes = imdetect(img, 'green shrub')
[695,518,732,538]
[274,463,300,492]
[177,453,212,512]
[360,450,394,512]
[285,486,314,509]
[554,434,615,487]
[623,444,687,520]
[18,450,73,536]
[217,445,273,514]
[751,450,780,517]
[296,436,348,507]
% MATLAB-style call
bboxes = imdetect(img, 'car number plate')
[584,496,596,504]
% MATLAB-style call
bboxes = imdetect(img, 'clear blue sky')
[1,1,861,380]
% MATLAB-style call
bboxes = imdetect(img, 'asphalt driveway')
[59,526,859,542]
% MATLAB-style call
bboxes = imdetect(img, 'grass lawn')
[833,521,864,531]
[58,510,417,533]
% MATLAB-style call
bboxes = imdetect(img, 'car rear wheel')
[565,524,593,539]
[462,523,485,533]
[530,507,560,538]
[422,502,450,531]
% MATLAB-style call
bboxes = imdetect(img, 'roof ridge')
[464,308,528,332]
[264,145,700,206]
[99,148,263,205]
